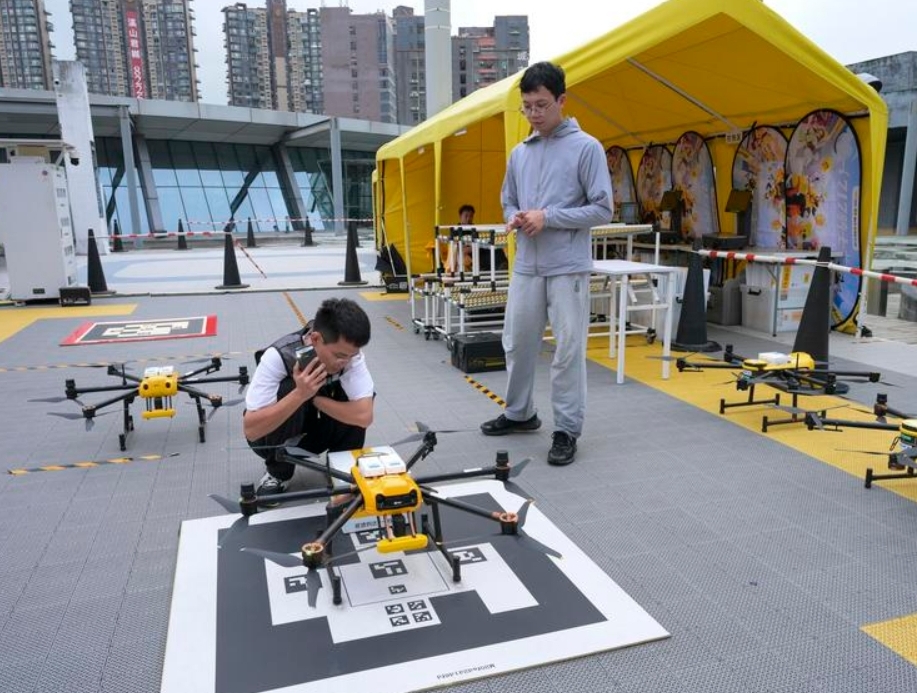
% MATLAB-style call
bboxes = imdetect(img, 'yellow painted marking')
[585,336,917,504]
[8,452,178,475]
[385,316,405,330]
[282,292,308,327]
[464,376,506,407]
[0,304,137,342]
[862,613,917,665]
[360,291,410,302]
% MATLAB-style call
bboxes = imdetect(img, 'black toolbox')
[449,332,506,373]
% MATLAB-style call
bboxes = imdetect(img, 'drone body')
[212,430,552,609]
[48,357,249,450]
[675,344,882,432]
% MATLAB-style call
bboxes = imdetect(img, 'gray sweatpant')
[501,272,591,437]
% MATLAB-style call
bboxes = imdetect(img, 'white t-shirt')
[245,347,374,411]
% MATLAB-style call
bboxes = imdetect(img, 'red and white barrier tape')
[697,249,917,288]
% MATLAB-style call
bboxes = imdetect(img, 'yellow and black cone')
[338,221,367,286]
[176,219,189,250]
[246,217,257,248]
[215,229,250,290]
[673,237,720,352]
[791,245,832,364]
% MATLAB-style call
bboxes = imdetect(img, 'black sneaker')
[256,471,287,505]
[547,431,577,466]
[480,413,542,436]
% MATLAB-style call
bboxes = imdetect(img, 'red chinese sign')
[126,10,146,99]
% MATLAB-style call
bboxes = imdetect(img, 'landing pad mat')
[161,479,668,693]
[60,315,217,345]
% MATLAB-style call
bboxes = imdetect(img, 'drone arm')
[256,485,354,508]
[176,383,217,403]
[276,448,354,483]
[414,465,501,486]
[816,417,899,432]
[82,390,137,416]
[313,494,364,546]
[179,372,249,388]
[66,382,138,397]
[179,358,222,379]
[420,489,503,524]
[404,432,437,472]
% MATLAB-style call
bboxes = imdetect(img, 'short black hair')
[520,61,566,100]
[313,298,371,347]
[459,204,475,216]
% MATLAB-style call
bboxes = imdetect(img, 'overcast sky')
[44,0,916,105]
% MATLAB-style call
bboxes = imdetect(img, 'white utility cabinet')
[0,157,78,301]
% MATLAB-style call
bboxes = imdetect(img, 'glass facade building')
[95,138,375,235]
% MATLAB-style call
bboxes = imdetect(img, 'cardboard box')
[450,332,506,373]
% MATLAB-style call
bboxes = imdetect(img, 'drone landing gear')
[719,384,780,416]
[761,392,818,433]
[865,464,916,489]
[119,397,135,451]
[423,505,462,583]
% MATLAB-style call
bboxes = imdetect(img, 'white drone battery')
[757,351,790,366]
[383,457,407,475]
[357,456,386,478]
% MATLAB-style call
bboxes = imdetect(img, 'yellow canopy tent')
[375,0,887,331]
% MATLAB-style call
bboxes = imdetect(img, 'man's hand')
[511,209,546,237]
[293,356,328,401]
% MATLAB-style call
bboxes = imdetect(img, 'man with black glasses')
[480,62,613,466]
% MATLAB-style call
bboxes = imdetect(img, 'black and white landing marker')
[162,480,668,693]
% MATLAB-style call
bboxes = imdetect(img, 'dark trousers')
[249,381,366,481]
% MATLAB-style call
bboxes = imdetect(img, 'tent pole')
[628,58,739,131]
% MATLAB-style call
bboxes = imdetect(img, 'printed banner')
[672,132,719,239]
[61,316,217,346]
[606,146,637,221]
[732,126,788,249]
[786,110,862,326]
[636,145,673,229]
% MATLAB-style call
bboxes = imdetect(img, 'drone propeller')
[772,403,849,416]
[497,499,562,559]
[47,409,113,431]
[240,547,324,606]
[209,493,254,548]
[30,395,84,405]
[501,457,531,497]
[391,421,471,447]
[206,397,246,420]
[181,354,235,366]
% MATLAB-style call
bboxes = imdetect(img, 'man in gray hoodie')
[480,61,613,466]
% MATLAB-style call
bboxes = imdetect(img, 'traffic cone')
[112,219,125,253]
[672,238,720,352]
[87,229,112,295]
[215,229,249,290]
[246,217,257,248]
[302,216,314,247]
[338,221,367,286]
[791,246,832,364]
[176,219,189,250]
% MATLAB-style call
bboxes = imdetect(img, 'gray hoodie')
[502,117,614,276]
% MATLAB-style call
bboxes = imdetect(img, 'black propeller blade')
[240,548,323,607]
[502,457,531,497]
[497,499,562,559]
[391,421,471,447]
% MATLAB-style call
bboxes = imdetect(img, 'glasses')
[520,100,556,117]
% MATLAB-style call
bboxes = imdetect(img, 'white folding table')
[592,259,680,384]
